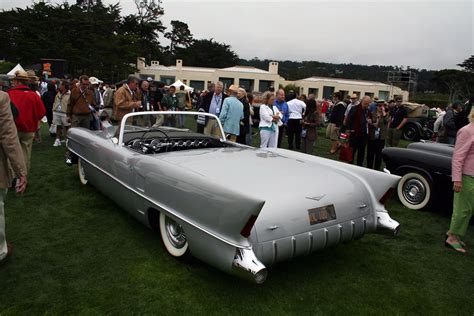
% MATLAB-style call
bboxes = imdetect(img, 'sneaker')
[53,139,61,147]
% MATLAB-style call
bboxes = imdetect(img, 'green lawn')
[1,125,472,315]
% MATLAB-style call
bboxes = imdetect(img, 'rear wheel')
[397,172,433,210]
[402,124,420,141]
[78,158,88,185]
[159,213,189,257]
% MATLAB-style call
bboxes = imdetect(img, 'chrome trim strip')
[324,228,329,248]
[68,148,252,250]
[291,236,296,259]
[351,220,355,240]
[272,241,278,265]
[338,224,343,244]
[307,232,313,255]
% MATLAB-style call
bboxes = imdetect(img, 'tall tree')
[175,39,238,68]
[164,20,194,56]
[457,55,474,73]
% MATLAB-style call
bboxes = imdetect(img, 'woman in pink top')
[445,109,474,253]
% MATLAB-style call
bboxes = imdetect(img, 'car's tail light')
[379,187,396,205]
[240,215,258,237]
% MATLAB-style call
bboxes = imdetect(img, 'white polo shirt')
[287,98,306,119]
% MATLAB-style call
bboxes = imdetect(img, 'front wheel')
[397,172,433,210]
[159,213,189,257]
[78,158,88,185]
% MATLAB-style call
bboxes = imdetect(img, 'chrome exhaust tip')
[376,210,401,236]
[232,248,267,284]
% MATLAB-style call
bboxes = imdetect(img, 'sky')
[1,0,472,70]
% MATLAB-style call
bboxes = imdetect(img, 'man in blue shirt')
[274,89,289,147]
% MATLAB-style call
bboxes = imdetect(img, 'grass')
[1,124,472,315]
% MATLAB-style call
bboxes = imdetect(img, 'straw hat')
[228,84,239,93]
[26,70,39,82]
[12,70,30,81]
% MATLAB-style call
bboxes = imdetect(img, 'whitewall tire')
[159,213,189,257]
[78,158,88,185]
[397,172,432,210]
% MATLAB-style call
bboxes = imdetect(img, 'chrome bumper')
[232,248,267,284]
[376,210,400,235]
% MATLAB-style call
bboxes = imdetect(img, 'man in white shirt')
[286,92,306,150]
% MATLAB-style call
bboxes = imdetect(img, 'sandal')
[446,234,466,247]
[445,241,467,253]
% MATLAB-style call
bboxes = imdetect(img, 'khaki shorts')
[53,112,70,127]
[327,123,340,141]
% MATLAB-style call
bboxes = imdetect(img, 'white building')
[136,57,408,101]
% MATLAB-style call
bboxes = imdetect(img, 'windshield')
[118,111,225,149]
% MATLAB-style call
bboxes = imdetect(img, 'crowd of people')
[0,69,473,265]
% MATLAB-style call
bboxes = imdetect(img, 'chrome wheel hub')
[403,179,426,205]
[165,217,187,249]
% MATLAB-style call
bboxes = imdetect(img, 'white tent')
[7,64,26,76]
[170,80,194,92]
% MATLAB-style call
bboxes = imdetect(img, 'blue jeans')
[177,113,185,128]
[447,137,456,145]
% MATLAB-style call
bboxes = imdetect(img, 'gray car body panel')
[67,112,400,277]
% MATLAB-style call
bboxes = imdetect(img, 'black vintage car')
[382,141,453,211]
[401,103,438,141]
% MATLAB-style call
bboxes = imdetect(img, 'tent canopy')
[7,64,25,76]
[169,80,193,92]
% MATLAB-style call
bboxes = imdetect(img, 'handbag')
[339,143,353,163]
[301,128,307,138]
[49,123,57,137]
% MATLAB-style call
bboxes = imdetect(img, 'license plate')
[308,204,336,225]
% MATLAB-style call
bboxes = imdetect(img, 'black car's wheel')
[397,172,433,210]
[78,158,88,185]
[159,213,189,257]
[402,124,420,141]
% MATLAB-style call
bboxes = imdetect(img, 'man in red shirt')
[7,70,46,172]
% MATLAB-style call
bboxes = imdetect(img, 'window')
[378,90,390,101]
[365,92,374,98]
[322,86,335,99]
[190,80,205,91]
[308,88,319,99]
[259,80,274,92]
[339,90,349,99]
[353,91,361,98]
[160,76,175,85]
[218,77,234,90]
[239,79,254,92]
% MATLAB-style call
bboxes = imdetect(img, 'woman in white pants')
[259,92,282,148]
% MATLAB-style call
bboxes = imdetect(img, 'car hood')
[153,147,396,242]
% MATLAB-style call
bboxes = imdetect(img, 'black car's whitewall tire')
[78,158,88,185]
[159,213,189,257]
[397,172,432,210]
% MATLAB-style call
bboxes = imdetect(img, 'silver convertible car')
[67,112,400,284]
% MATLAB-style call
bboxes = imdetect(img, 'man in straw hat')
[7,70,46,172]
[0,90,28,266]
[219,84,243,142]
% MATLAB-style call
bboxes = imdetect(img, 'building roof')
[219,66,270,74]
[146,64,216,73]
[298,76,392,87]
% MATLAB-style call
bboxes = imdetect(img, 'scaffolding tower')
[387,70,417,99]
